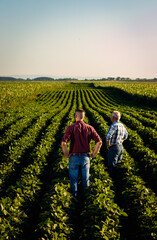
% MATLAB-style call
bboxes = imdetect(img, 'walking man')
[61,109,102,198]
[106,111,128,176]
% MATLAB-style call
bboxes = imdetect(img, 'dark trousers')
[108,145,123,175]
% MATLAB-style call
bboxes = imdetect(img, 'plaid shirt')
[106,120,128,145]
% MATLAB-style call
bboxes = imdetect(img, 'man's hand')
[61,141,70,158]
[107,140,110,150]
[64,153,71,158]
[89,141,102,158]
[88,153,94,158]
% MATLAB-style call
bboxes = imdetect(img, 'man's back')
[62,120,101,154]
[106,120,128,145]
[61,109,102,198]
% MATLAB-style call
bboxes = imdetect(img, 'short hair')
[111,111,121,120]
[75,109,85,119]
[75,109,85,113]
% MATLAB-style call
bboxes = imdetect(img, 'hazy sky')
[0,0,157,79]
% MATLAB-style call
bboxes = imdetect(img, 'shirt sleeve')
[106,124,116,141]
[92,127,102,143]
[62,126,71,143]
[123,127,128,140]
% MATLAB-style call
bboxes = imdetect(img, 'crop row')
[76,90,126,239]
[33,91,77,239]
[0,91,74,239]
[91,89,157,152]
[31,90,126,239]
[0,86,156,239]
[0,89,61,136]
[22,89,128,239]
[37,90,62,106]
[93,88,157,128]
[81,89,157,239]
[85,89,157,192]
[0,91,71,192]
[0,81,67,108]
[0,89,72,192]
[94,82,157,108]
[0,89,69,154]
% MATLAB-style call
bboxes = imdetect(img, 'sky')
[0,0,157,79]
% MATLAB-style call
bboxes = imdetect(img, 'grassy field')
[0,81,157,239]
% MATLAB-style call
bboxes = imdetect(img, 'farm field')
[0,81,157,240]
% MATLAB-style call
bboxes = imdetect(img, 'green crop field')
[0,81,157,239]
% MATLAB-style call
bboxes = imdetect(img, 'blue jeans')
[69,154,90,198]
[108,145,123,175]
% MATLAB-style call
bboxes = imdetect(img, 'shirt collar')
[112,120,119,124]
[75,120,84,124]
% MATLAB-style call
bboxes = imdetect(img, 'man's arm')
[106,140,111,150]
[61,141,70,158]
[61,126,72,158]
[123,127,128,141]
[89,141,102,158]
[106,124,115,150]
[90,126,102,158]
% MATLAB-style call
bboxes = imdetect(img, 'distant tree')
[33,77,55,81]
[107,77,115,81]
[0,77,17,81]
